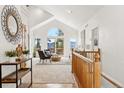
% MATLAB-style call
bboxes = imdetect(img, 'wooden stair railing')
[101,72,123,88]
[72,50,101,88]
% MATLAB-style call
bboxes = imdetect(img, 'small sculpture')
[16,44,26,68]
[16,44,23,57]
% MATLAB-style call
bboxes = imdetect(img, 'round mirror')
[8,15,18,36]
[1,5,22,45]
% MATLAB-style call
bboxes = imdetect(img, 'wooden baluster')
[87,63,90,87]
[82,60,84,87]
[91,63,94,88]
[88,63,93,88]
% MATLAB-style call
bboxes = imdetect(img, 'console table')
[0,58,32,88]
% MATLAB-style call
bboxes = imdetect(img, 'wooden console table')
[0,58,32,88]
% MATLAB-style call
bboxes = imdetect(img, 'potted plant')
[5,50,17,62]
[33,48,36,57]
[23,50,29,58]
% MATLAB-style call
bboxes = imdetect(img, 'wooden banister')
[74,48,101,61]
[72,49,123,88]
[101,73,123,88]
[72,50,101,88]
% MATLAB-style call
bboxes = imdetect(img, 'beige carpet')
[35,57,71,65]
[23,63,75,84]
[32,64,75,84]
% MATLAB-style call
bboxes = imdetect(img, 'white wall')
[31,20,78,57]
[0,5,16,61]
[0,6,17,84]
[0,5,28,59]
[79,6,124,85]
[0,5,28,88]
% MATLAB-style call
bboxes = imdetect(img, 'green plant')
[23,50,29,55]
[33,48,36,57]
[5,50,17,57]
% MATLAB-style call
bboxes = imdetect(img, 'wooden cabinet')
[0,58,32,88]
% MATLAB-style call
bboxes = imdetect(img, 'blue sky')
[48,28,59,36]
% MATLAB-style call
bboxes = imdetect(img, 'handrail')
[101,72,124,88]
[80,51,99,53]
[74,49,100,61]
[73,52,93,63]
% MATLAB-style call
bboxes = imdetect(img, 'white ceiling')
[39,5,103,30]
[21,5,103,30]
[21,6,53,27]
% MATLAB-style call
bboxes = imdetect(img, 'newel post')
[94,52,100,62]
[93,51,101,88]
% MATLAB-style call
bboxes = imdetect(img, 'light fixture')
[26,5,29,7]
[66,10,72,14]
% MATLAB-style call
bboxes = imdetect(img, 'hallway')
[0,5,124,88]
[24,58,78,88]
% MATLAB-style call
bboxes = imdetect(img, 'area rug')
[36,61,71,65]
[35,57,71,65]
[31,65,75,84]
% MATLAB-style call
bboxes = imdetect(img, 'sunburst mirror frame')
[1,5,22,45]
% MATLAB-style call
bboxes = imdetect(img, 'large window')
[34,38,41,50]
[48,28,64,37]
[47,28,64,55]
[70,38,77,48]
[33,38,41,57]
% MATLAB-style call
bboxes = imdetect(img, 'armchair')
[38,50,51,63]
[44,49,52,57]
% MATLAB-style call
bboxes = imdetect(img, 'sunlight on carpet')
[23,63,74,85]
[32,65,74,84]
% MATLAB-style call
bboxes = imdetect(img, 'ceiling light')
[66,10,72,14]
[26,5,29,7]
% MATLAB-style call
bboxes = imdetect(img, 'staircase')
[72,49,101,88]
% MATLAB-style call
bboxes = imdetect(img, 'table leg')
[31,58,32,85]
[0,65,2,88]
[16,65,18,88]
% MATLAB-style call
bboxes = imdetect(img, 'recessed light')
[66,10,72,14]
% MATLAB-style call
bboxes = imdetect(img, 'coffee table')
[51,54,61,62]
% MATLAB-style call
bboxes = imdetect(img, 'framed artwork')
[91,27,99,49]
[81,29,86,50]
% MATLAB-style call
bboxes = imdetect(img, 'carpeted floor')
[35,57,71,65]
[2,57,76,88]
[36,61,71,65]
[32,64,74,84]
[23,58,75,85]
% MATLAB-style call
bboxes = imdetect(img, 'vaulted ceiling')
[21,5,103,31]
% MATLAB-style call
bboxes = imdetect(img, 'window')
[70,38,77,48]
[47,28,64,55]
[35,38,41,49]
[48,28,64,37]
